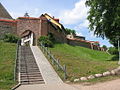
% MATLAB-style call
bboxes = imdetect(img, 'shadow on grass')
[107,55,119,61]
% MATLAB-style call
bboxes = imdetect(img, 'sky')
[0,0,112,47]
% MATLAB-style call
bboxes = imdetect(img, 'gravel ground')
[72,79,120,90]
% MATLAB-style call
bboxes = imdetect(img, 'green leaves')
[38,36,54,47]
[3,33,20,43]
[86,0,120,47]
[65,28,76,35]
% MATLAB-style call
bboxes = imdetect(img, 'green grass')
[0,41,16,90]
[49,43,119,82]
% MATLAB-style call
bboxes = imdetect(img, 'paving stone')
[87,75,95,79]
[80,77,88,81]
[95,74,103,78]
[103,71,111,76]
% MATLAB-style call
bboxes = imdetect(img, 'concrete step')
[21,81,44,85]
[21,74,42,77]
[18,46,44,85]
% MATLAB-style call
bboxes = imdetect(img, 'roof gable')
[0,3,12,19]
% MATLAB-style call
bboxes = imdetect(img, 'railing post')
[40,43,68,80]
[14,41,19,81]
[63,65,67,80]
[57,59,60,70]
[43,46,44,53]
[49,51,51,59]
[52,55,55,65]
[46,47,48,55]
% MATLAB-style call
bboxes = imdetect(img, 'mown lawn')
[49,43,119,82]
[0,41,16,90]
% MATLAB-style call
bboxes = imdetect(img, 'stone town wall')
[40,15,67,43]
[0,16,104,51]
[16,18,40,38]
[67,39,105,51]
[0,20,16,39]
[67,39,92,49]
[39,15,48,36]
[48,24,67,43]
[16,18,41,44]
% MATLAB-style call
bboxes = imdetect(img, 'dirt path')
[72,79,120,90]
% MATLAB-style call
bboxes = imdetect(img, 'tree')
[86,0,120,47]
[102,45,107,50]
[65,28,76,35]
[38,36,53,47]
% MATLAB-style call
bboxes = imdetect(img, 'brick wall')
[67,39,92,49]
[0,20,16,39]
[16,17,41,44]
[48,23,67,43]
[39,15,67,43]
[39,15,48,36]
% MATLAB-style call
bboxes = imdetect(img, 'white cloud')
[10,12,24,19]
[59,0,89,25]
[90,31,96,38]
[74,20,89,30]
[32,8,39,16]
[10,8,41,19]
[76,32,83,36]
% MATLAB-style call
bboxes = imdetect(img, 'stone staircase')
[19,46,44,85]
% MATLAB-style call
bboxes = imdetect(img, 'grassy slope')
[49,43,118,81]
[0,41,16,90]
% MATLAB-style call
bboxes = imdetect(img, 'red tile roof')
[67,37,99,44]
[17,17,40,20]
[0,19,16,22]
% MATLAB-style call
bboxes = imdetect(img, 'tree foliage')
[65,28,76,35]
[86,0,120,47]
[38,36,53,47]
[102,45,107,50]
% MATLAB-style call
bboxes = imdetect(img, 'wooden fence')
[40,43,67,80]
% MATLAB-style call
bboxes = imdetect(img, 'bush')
[38,36,53,47]
[102,45,107,50]
[4,33,20,43]
[108,47,118,55]
[108,47,119,60]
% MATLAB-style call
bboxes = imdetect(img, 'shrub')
[38,36,53,47]
[102,45,107,50]
[108,47,119,60]
[108,47,118,55]
[4,33,20,43]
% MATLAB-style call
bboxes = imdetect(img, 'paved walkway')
[16,46,78,90]
[16,83,79,90]
[31,46,63,84]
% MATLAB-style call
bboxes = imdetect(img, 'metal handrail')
[40,43,67,79]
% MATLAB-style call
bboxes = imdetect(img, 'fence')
[14,40,20,81]
[40,43,67,80]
